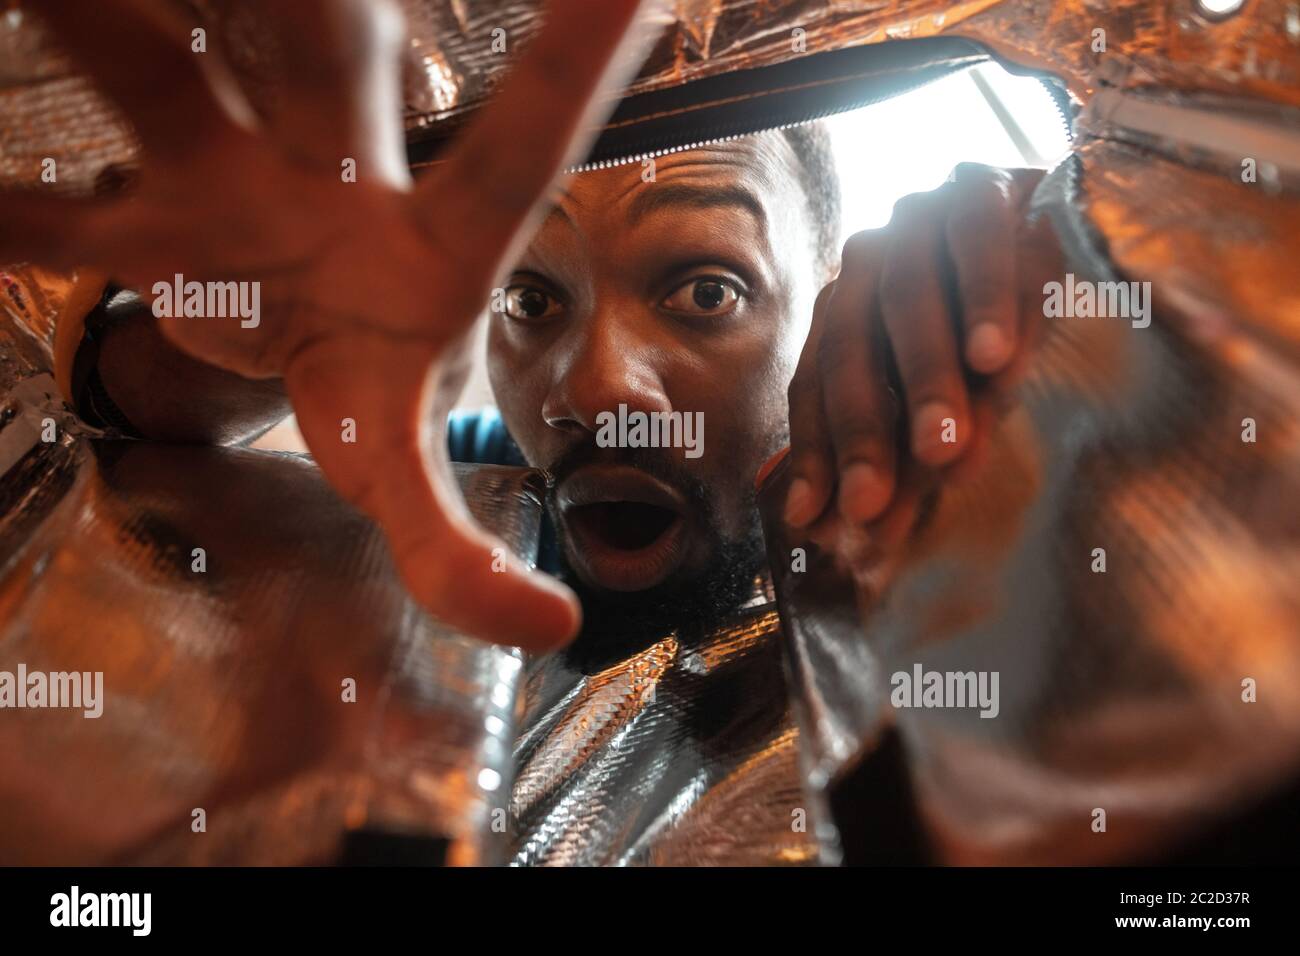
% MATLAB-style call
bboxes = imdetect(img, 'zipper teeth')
[567,67,970,174]
[570,122,803,172]
[1040,76,1077,144]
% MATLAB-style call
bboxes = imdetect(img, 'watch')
[70,288,144,438]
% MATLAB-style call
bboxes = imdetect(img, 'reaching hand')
[1,0,653,650]
[782,164,1057,575]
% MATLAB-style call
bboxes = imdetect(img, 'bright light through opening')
[826,63,1071,235]
[1197,0,1246,17]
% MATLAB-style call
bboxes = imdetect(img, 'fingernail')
[784,477,818,527]
[913,401,960,461]
[838,462,891,523]
[967,323,1012,372]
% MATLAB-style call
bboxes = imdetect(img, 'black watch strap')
[70,294,144,439]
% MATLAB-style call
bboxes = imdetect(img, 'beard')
[540,443,769,673]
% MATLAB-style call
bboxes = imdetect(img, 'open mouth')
[556,465,690,592]
[568,501,679,550]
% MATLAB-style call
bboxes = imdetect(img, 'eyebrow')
[624,183,768,228]
[540,201,576,233]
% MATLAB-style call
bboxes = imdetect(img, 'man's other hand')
[783,163,1053,536]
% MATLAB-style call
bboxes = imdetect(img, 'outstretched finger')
[783,282,837,528]
[285,331,581,650]
[819,231,899,525]
[415,0,652,281]
[261,0,411,187]
[879,193,971,467]
[944,164,1022,375]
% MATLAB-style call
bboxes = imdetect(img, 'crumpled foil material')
[510,579,821,866]
[3,1,1299,190]
[3,0,1299,866]
[0,319,540,863]
[759,153,1300,864]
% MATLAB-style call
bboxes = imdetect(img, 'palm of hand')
[2,0,650,649]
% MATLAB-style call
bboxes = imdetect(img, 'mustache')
[540,440,711,512]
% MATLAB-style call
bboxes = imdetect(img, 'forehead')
[578,133,795,196]
[547,133,806,245]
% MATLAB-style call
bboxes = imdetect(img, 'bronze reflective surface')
[511,581,820,866]
[759,157,1300,864]
[4,1,1299,188]
[0,329,537,864]
[1,0,1298,865]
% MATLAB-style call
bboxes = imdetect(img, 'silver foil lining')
[510,579,822,867]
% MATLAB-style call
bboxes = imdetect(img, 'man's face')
[487,134,821,634]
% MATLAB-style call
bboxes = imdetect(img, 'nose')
[541,303,673,438]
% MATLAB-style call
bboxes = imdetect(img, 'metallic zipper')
[567,62,986,173]
[566,59,1076,174]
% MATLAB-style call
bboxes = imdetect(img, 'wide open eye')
[660,277,741,317]
[501,285,562,322]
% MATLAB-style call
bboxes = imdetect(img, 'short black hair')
[777,121,841,279]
